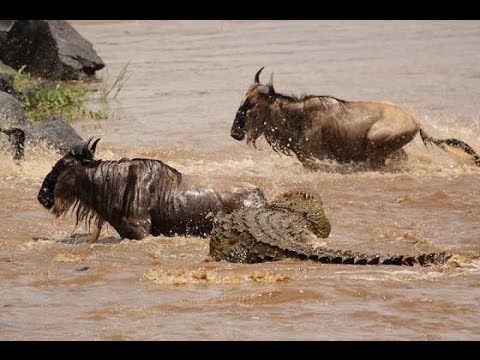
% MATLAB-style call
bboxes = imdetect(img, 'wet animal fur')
[231,67,480,170]
[38,138,266,242]
[0,127,25,160]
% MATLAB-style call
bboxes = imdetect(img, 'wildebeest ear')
[254,66,264,84]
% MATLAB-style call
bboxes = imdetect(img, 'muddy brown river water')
[1,20,480,340]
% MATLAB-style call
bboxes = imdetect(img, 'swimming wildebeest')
[0,127,25,160]
[231,67,480,170]
[37,138,266,243]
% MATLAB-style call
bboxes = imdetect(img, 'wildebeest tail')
[419,127,480,166]
[0,127,25,160]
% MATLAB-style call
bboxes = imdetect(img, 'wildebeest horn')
[267,72,274,93]
[90,138,100,155]
[254,67,264,84]
[79,137,97,160]
[83,137,93,153]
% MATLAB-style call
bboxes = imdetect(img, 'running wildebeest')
[231,67,480,170]
[38,138,266,243]
[0,127,25,160]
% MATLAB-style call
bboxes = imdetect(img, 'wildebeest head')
[37,137,100,209]
[231,67,276,145]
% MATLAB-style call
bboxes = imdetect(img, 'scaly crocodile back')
[209,191,451,266]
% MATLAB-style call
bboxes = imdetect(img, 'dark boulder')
[0,20,15,48]
[23,115,83,153]
[0,91,26,128]
[1,110,83,159]
[0,58,18,97]
[0,73,15,95]
[0,20,104,80]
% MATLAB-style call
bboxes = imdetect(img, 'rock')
[24,115,83,153]
[0,59,19,99]
[0,73,15,95]
[1,113,82,159]
[0,20,15,48]
[0,91,26,128]
[0,20,104,80]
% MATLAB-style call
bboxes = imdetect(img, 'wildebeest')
[0,127,24,160]
[231,67,480,170]
[38,138,266,243]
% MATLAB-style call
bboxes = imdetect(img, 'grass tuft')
[1,62,130,123]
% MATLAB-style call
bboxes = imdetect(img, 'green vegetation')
[12,67,90,122]
[1,61,129,123]
[99,62,129,103]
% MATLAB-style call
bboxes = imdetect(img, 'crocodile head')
[270,190,331,239]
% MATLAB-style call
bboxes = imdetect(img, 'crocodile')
[210,190,451,266]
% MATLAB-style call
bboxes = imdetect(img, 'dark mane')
[130,158,183,182]
[53,158,183,233]
[261,94,348,158]
[275,93,349,108]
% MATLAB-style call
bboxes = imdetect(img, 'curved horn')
[81,137,92,152]
[84,137,93,149]
[90,138,100,155]
[267,72,274,93]
[254,67,264,84]
[79,137,95,160]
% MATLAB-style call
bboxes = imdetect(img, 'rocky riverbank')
[0,20,108,159]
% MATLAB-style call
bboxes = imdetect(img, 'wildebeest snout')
[231,107,247,141]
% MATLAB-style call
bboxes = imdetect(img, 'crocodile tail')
[378,251,452,266]
[419,127,480,166]
[308,248,452,267]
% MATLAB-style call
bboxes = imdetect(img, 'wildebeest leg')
[386,148,408,166]
[295,128,326,170]
[300,158,323,171]
[295,146,324,171]
[0,127,25,160]
[87,219,105,244]
[115,217,152,240]
[366,143,397,170]
[366,126,417,170]
[296,153,335,171]
[297,154,331,171]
